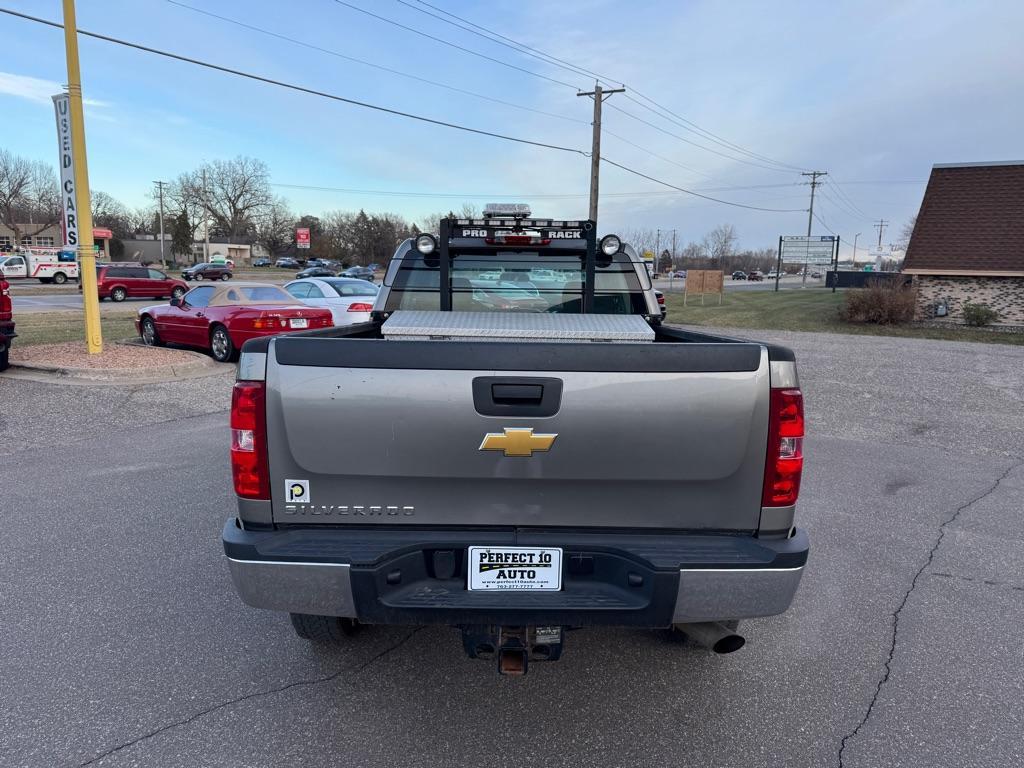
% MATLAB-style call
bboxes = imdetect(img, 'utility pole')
[801,170,827,285]
[655,228,660,277]
[62,0,102,354]
[851,232,861,266]
[577,82,625,225]
[154,180,166,267]
[873,219,888,249]
[202,167,210,264]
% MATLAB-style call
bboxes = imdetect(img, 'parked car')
[94,264,188,302]
[136,282,333,362]
[766,271,780,279]
[295,266,337,279]
[748,271,765,282]
[0,275,14,371]
[275,258,300,269]
[731,271,747,280]
[340,266,375,282]
[182,263,232,281]
[252,258,272,268]
[284,277,380,325]
[672,270,687,278]
[653,289,667,322]
[810,271,823,279]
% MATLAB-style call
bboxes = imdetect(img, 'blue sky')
[2,0,1022,256]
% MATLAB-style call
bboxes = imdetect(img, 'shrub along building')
[904,160,1024,326]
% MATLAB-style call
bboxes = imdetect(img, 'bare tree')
[0,149,61,243]
[703,224,737,263]
[899,215,917,249]
[201,156,273,242]
[252,197,295,256]
[165,171,206,241]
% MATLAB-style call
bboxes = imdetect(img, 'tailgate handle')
[492,384,544,405]
[473,377,562,417]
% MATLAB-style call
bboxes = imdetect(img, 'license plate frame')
[289,318,309,329]
[467,546,562,591]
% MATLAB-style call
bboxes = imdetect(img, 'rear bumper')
[222,520,808,627]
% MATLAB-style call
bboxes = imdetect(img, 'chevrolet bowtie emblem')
[479,428,557,457]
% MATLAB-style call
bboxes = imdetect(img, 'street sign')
[295,227,310,249]
[52,94,78,248]
[780,235,836,265]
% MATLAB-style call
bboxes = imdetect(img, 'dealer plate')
[467,546,562,591]
[289,318,309,329]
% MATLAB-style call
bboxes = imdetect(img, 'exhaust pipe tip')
[674,622,745,654]
[711,633,745,654]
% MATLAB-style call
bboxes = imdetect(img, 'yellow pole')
[62,0,102,354]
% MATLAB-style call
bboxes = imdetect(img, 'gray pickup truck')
[223,207,808,674]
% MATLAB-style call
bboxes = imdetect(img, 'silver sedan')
[283,277,379,326]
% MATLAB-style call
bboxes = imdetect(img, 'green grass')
[12,309,139,347]
[664,289,1024,346]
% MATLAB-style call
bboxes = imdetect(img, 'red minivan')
[96,264,189,302]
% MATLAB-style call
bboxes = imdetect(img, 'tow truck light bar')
[456,219,582,229]
[483,203,531,218]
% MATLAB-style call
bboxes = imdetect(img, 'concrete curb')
[9,339,224,383]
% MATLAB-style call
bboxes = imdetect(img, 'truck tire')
[52,272,68,285]
[289,613,358,641]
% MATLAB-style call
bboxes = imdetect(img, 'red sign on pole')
[296,227,310,249]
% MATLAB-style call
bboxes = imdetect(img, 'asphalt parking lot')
[1,329,1022,767]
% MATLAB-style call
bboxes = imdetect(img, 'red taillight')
[231,381,269,499]
[0,279,11,319]
[762,388,804,507]
[656,294,665,305]
[347,302,374,312]
[484,234,551,246]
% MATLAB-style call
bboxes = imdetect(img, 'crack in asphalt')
[930,572,1024,592]
[836,459,1023,768]
[78,627,423,767]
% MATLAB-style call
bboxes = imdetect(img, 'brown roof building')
[904,161,1024,325]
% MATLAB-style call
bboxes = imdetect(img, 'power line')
[407,0,624,87]
[606,103,800,174]
[826,177,872,219]
[394,0,611,86]
[402,1,807,174]
[272,180,812,198]
[600,158,808,213]
[602,129,713,178]
[165,0,587,125]
[816,186,869,222]
[329,0,578,89]
[0,7,587,156]
[622,92,809,172]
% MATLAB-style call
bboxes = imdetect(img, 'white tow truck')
[0,248,80,284]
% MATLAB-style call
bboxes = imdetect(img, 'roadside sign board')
[52,93,78,248]
[296,227,310,249]
[684,269,724,305]
[780,235,836,265]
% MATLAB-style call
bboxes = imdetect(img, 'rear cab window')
[384,249,650,315]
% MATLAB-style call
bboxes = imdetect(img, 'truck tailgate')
[265,337,770,531]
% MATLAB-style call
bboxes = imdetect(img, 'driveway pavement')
[0,330,1021,767]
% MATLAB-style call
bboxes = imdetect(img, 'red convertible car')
[136,282,333,362]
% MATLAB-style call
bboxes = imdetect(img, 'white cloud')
[0,71,109,107]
